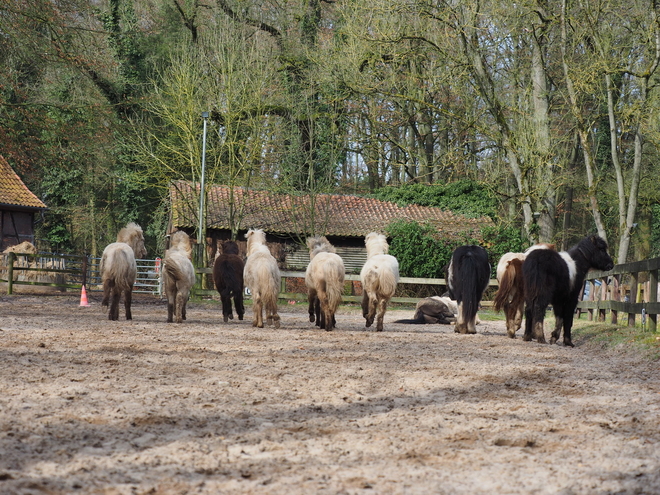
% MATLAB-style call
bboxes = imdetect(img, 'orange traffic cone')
[79,285,91,307]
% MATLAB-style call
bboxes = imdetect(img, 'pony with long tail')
[360,232,399,332]
[446,245,490,334]
[163,231,196,323]
[243,229,281,328]
[493,244,555,338]
[305,236,345,331]
[100,222,147,321]
[213,240,245,323]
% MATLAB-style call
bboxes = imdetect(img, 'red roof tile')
[170,181,492,238]
[0,156,47,210]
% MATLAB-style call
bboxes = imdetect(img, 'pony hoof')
[522,335,532,342]
[238,315,244,320]
[309,315,315,323]
[564,340,574,348]
[537,338,547,344]
[223,315,229,323]
[550,337,558,345]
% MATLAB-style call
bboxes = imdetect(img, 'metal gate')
[88,257,162,295]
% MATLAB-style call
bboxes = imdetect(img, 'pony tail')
[493,258,523,312]
[460,255,485,321]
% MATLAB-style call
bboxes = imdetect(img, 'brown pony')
[163,231,196,323]
[243,229,281,328]
[305,236,345,331]
[493,244,555,338]
[100,222,147,320]
[213,240,245,323]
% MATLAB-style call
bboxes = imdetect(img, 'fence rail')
[578,257,660,331]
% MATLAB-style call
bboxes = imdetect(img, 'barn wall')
[1,210,35,251]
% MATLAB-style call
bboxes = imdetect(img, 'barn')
[168,180,493,274]
[0,156,47,251]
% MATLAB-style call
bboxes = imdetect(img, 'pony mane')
[169,231,192,258]
[307,236,336,259]
[117,222,146,259]
[245,228,268,256]
[222,240,240,256]
[365,232,389,258]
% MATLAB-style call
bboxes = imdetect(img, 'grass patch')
[571,316,660,359]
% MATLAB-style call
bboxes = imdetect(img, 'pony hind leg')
[124,287,133,320]
[307,290,318,323]
[375,297,389,332]
[252,297,263,328]
[234,292,245,320]
[220,293,233,323]
[454,302,476,334]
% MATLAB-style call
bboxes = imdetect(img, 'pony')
[395,295,456,324]
[243,228,281,328]
[305,236,345,331]
[213,240,245,323]
[162,230,196,324]
[493,243,555,338]
[523,235,614,347]
[100,222,147,321]
[446,245,490,334]
[360,232,399,332]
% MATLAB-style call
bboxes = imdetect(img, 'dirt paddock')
[1,294,659,495]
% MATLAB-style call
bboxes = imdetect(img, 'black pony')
[522,235,614,347]
[446,245,490,334]
[213,240,245,323]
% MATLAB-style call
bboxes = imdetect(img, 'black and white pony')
[446,245,490,334]
[522,235,614,347]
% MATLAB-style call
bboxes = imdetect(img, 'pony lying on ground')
[244,228,281,328]
[446,245,490,334]
[360,232,399,332]
[305,236,345,331]
[493,243,555,338]
[395,296,457,324]
[101,222,147,321]
[523,235,614,347]
[213,240,245,323]
[163,231,196,324]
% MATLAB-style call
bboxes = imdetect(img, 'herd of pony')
[99,222,615,347]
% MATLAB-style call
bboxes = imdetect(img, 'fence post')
[7,252,15,295]
[81,255,89,289]
[649,269,658,332]
[628,272,638,327]
[611,274,620,325]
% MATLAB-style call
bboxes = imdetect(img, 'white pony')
[244,228,281,328]
[305,236,345,331]
[100,222,147,321]
[163,230,196,323]
[360,232,400,332]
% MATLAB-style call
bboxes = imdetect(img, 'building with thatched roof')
[168,180,493,272]
[0,156,47,251]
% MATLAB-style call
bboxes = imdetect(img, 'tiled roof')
[0,156,47,210]
[170,181,492,238]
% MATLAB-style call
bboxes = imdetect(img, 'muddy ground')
[1,294,659,495]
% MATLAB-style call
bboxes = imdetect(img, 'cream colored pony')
[244,228,281,328]
[100,222,147,320]
[163,230,196,323]
[360,232,399,332]
[305,236,345,331]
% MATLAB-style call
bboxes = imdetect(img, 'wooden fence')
[578,257,660,332]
